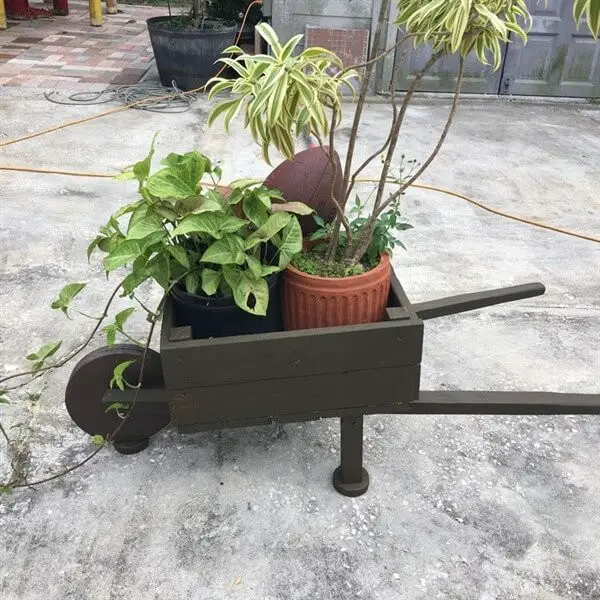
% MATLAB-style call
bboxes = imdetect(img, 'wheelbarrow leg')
[333,415,369,497]
[113,438,150,455]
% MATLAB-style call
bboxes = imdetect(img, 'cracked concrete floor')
[0,88,599,600]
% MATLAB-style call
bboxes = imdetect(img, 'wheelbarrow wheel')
[65,344,169,454]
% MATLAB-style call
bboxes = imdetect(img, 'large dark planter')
[147,17,237,91]
[170,273,283,339]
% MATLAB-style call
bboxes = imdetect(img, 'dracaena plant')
[206,1,530,273]
[206,23,359,164]
[208,0,599,276]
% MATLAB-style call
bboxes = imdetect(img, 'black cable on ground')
[44,81,196,113]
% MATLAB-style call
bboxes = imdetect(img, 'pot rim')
[285,252,390,283]
[147,16,237,34]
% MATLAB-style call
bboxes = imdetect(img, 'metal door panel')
[501,0,599,97]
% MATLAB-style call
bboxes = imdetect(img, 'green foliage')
[0,390,9,404]
[309,194,413,268]
[25,391,41,403]
[395,0,532,71]
[0,485,13,495]
[110,360,136,391]
[88,139,310,316]
[102,307,136,346]
[574,0,600,37]
[91,434,105,447]
[105,402,130,414]
[292,246,366,278]
[207,23,358,163]
[26,341,62,371]
[50,282,87,317]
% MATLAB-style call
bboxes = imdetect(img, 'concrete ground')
[0,87,599,600]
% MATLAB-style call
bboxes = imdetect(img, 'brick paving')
[0,1,166,89]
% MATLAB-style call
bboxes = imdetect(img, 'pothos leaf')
[26,341,62,371]
[201,235,246,266]
[91,434,105,447]
[105,402,129,414]
[276,217,303,268]
[115,307,135,329]
[201,268,221,296]
[50,282,87,316]
[166,245,190,269]
[185,271,200,295]
[110,360,136,391]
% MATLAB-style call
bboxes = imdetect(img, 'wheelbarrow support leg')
[333,415,369,497]
[113,438,150,455]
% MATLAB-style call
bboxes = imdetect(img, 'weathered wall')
[271,0,375,47]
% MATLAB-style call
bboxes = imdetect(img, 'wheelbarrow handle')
[411,282,546,320]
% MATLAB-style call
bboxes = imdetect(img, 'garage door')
[383,0,599,98]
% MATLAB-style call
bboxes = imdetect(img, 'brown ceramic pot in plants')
[263,146,342,235]
[282,254,391,330]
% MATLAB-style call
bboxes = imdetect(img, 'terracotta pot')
[282,254,392,330]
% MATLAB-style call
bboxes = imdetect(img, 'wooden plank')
[170,365,420,426]
[412,282,545,320]
[385,307,410,320]
[389,271,418,318]
[174,390,600,433]
[175,404,401,433]
[160,299,423,390]
[170,325,192,343]
[413,391,600,415]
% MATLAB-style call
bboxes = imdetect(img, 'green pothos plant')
[0,138,310,491]
[90,137,309,316]
[208,1,599,276]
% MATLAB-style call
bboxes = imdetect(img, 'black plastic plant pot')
[170,274,283,339]
[147,17,237,91]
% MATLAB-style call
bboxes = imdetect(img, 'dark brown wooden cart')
[65,276,600,496]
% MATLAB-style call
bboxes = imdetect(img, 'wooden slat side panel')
[161,320,423,390]
[170,365,420,426]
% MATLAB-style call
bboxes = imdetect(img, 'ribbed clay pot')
[282,254,392,330]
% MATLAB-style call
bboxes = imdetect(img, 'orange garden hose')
[1,163,597,243]
[0,0,597,245]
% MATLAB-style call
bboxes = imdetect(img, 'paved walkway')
[0,1,164,89]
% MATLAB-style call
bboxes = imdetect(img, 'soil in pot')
[147,17,237,91]
[171,272,283,339]
[282,252,391,331]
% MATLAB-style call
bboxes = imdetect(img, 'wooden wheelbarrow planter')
[66,276,600,496]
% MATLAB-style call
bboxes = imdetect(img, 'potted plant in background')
[147,0,240,91]
[206,1,542,329]
[208,0,263,44]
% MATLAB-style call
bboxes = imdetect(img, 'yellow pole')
[106,0,117,14]
[0,0,7,31]
[89,0,102,26]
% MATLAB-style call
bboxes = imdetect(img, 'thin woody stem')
[0,281,124,387]
[344,30,408,205]
[337,32,415,76]
[371,51,443,216]
[340,0,392,206]
[374,55,466,220]
[314,119,352,252]
[343,51,442,263]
